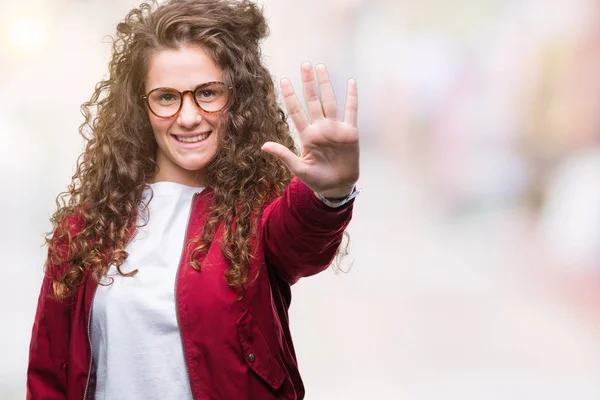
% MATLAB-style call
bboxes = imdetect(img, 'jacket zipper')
[83,230,138,400]
[175,192,198,400]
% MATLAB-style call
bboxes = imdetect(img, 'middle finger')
[301,62,324,122]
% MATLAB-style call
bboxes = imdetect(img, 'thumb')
[261,142,303,175]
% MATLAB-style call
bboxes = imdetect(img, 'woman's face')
[145,45,224,187]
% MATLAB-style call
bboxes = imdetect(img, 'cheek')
[208,114,226,136]
[149,116,171,138]
[211,116,226,146]
[205,113,222,128]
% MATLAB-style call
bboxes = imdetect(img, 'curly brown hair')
[47,0,297,299]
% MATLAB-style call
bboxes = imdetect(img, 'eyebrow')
[148,81,224,92]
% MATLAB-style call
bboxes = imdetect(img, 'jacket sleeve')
[261,177,355,285]
[27,245,72,399]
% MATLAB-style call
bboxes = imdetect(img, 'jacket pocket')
[236,309,286,391]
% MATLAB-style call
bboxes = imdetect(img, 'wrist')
[314,185,361,208]
[316,185,356,199]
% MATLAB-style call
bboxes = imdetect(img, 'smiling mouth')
[172,132,211,143]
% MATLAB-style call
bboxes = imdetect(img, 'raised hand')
[261,62,359,199]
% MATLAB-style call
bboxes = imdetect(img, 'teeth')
[176,133,209,143]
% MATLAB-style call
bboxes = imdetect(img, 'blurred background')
[2,0,600,398]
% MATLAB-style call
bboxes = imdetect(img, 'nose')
[176,92,203,128]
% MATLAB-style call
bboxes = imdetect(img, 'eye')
[149,89,180,105]
[196,89,217,101]
[158,93,177,102]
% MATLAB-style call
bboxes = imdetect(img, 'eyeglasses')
[141,81,230,118]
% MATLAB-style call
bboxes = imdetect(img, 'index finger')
[344,79,358,127]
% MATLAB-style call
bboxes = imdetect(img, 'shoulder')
[45,208,87,280]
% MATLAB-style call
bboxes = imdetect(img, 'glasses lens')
[194,82,229,113]
[147,88,181,118]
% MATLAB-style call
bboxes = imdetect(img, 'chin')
[175,155,214,171]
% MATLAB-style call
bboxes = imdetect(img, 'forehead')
[145,45,223,91]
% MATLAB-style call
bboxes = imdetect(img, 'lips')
[172,131,211,143]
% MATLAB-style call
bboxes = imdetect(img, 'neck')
[151,153,208,188]
[149,171,206,187]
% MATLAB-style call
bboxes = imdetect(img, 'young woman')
[27,0,359,399]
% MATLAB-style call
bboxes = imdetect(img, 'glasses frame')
[141,81,231,118]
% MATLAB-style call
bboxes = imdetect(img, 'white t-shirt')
[91,182,204,400]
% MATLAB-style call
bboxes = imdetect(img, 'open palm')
[262,62,359,199]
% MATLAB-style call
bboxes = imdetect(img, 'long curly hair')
[47,0,297,299]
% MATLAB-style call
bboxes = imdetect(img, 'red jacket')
[27,177,353,400]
